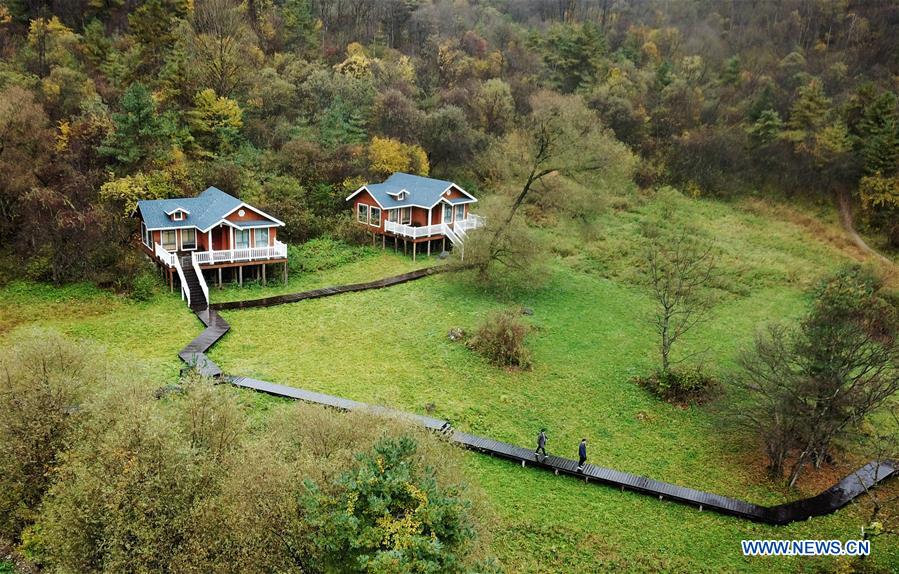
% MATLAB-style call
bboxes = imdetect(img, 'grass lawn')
[2,189,897,572]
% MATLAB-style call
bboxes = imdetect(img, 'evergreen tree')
[317,96,367,149]
[747,109,784,145]
[303,436,476,573]
[857,92,899,176]
[282,0,319,54]
[787,80,830,134]
[99,82,177,171]
[128,0,190,73]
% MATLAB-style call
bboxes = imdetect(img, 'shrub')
[0,329,98,541]
[634,366,719,404]
[32,383,492,572]
[468,310,532,369]
[129,268,159,301]
[288,237,376,274]
[302,435,476,573]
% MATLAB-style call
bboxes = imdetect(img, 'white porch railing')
[154,243,178,267]
[384,221,446,239]
[455,214,485,232]
[384,215,485,240]
[192,240,288,265]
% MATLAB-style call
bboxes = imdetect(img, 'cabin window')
[172,210,186,221]
[400,207,411,224]
[443,203,453,222]
[254,228,269,247]
[388,209,398,222]
[235,229,250,249]
[370,207,381,227]
[141,222,150,247]
[357,203,369,223]
[161,230,177,250]
[455,204,465,221]
[181,228,196,250]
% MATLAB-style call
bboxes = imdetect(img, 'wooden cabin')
[346,172,484,259]
[137,187,287,295]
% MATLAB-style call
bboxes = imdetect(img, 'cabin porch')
[147,240,288,295]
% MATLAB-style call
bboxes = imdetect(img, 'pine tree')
[318,97,367,149]
[99,82,177,171]
[858,92,899,176]
[747,109,784,145]
[788,80,830,134]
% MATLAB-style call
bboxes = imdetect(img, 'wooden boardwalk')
[221,375,896,525]
[173,268,898,526]
[210,266,444,310]
[178,308,230,378]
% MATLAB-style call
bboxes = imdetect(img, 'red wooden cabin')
[346,172,484,259]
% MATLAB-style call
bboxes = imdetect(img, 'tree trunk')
[480,167,553,275]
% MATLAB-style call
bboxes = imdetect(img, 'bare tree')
[733,323,806,480]
[645,231,716,372]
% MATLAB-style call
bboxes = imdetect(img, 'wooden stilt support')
[521,460,525,468]
[442,237,445,253]
[283,262,288,283]
[427,239,431,257]
[218,268,222,288]
[262,264,266,286]
[238,266,243,287]
[413,242,417,261]
[382,234,385,249]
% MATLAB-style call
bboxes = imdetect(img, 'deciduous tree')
[644,230,716,372]
[735,266,899,485]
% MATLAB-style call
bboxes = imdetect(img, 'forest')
[4,1,899,573]
[1,0,898,287]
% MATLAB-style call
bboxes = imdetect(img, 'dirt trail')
[837,191,894,267]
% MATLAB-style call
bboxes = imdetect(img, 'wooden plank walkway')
[222,376,896,525]
[210,266,444,310]
[171,267,897,526]
[178,308,230,378]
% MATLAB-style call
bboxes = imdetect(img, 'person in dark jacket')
[576,438,588,472]
[535,429,547,460]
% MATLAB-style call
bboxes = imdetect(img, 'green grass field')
[2,189,897,572]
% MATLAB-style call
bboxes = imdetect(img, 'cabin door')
[212,225,229,250]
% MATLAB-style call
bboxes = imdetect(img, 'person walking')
[576,438,588,472]
[535,429,547,460]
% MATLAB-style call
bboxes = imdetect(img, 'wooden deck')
[173,267,898,526]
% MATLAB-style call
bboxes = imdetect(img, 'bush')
[468,310,532,369]
[288,237,376,274]
[32,381,492,572]
[302,435,476,573]
[634,366,719,404]
[0,329,98,541]
[129,268,159,301]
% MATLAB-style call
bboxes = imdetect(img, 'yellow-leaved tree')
[368,136,429,176]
